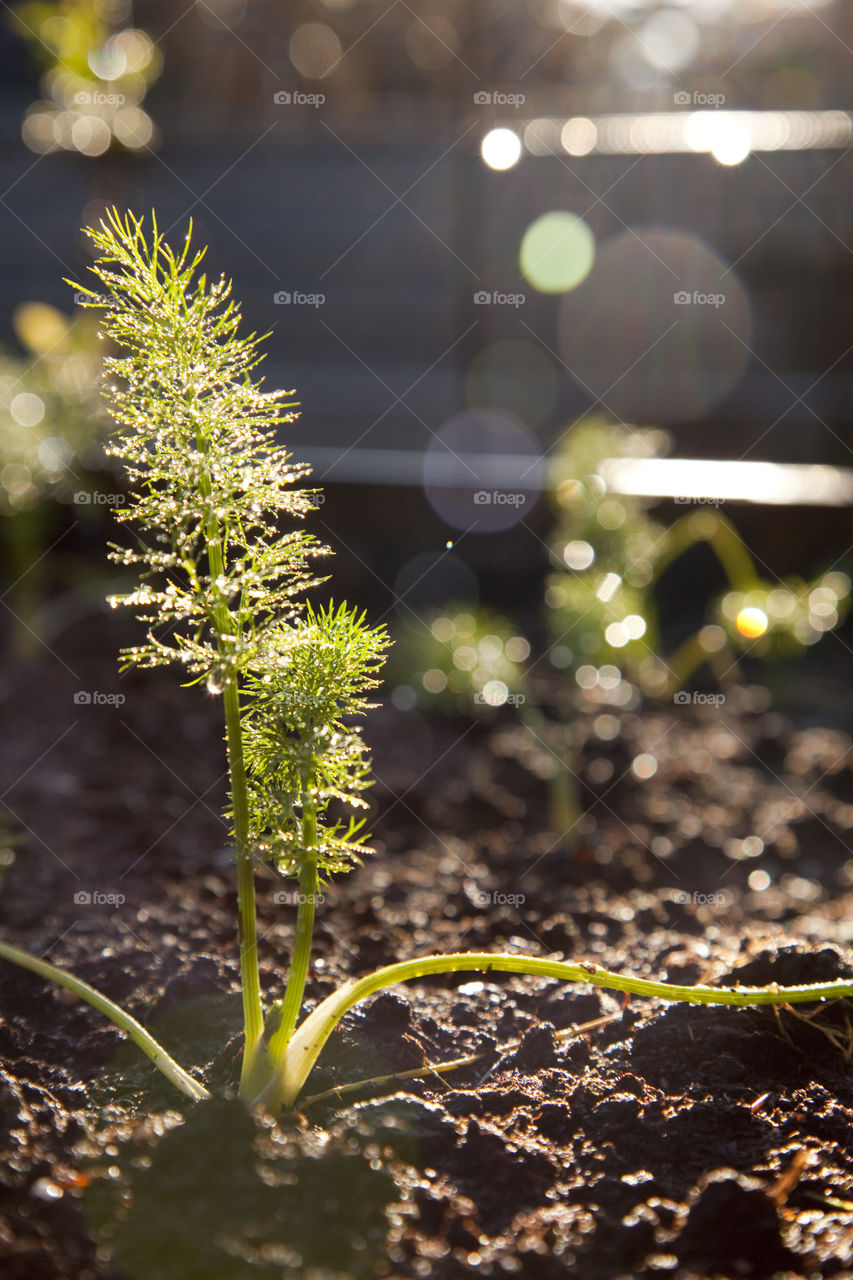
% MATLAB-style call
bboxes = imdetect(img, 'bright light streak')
[598,458,853,507]
[514,109,853,158]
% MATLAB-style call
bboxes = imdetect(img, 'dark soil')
[3,615,853,1279]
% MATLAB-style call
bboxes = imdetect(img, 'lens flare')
[520,212,595,293]
[736,607,768,639]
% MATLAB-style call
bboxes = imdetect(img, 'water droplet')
[206,669,224,695]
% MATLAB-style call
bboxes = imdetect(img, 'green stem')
[4,506,44,662]
[0,940,209,1102]
[193,417,264,1095]
[269,951,853,1110]
[223,675,264,1095]
[656,512,759,592]
[266,810,319,1060]
[521,706,581,838]
[658,629,741,698]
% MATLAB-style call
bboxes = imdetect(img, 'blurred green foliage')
[0,301,105,516]
[389,605,531,715]
[546,419,851,695]
[13,0,161,155]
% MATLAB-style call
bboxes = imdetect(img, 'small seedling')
[546,419,850,695]
[2,211,852,1114]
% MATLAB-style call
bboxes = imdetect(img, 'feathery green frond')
[242,602,390,878]
[71,208,327,680]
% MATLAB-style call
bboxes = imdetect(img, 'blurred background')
[1,0,852,646]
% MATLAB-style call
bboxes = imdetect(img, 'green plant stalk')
[267,808,319,1062]
[655,512,759,592]
[5,506,44,662]
[4,936,852,1111]
[0,940,209,1102]
[224,676,265,1095]
[657,630,739,697]
[269,951,853,1110]
[192,407,264,1095]
[521,705,581,838]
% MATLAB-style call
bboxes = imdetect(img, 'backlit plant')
[13,0,161,156]
[1,301,109,654]
[2,212,852,1115]
[390,604,530,713]
[547,419,850,696]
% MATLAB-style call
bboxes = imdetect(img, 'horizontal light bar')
[295,446,853,506]
[515,109,853,159]
[598,457,853,506]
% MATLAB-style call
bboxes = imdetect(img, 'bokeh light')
[638,9,700,73]
[520,212,595,293]
[559,228,752,421]
[685,112,752,165]
[736,607,769,639]
[393,550,479,616]
[481,128,522,171]
[561,117,598,155]
[13,303,70,355]
[423,410,544,533]
[197,0,248,30]
[19,11,160,158]
[406,16,458,71]
[289,23,342,78]
[464,340,558,430]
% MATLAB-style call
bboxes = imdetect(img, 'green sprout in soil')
[546,419,851,696]
[2,210,853,1114]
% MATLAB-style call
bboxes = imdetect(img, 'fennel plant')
[2,209,853,1115]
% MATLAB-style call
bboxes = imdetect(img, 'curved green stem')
[266,951,853,1110]
[0,940,209,1102]
[656,512,759,592]
[657,630,739,698]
